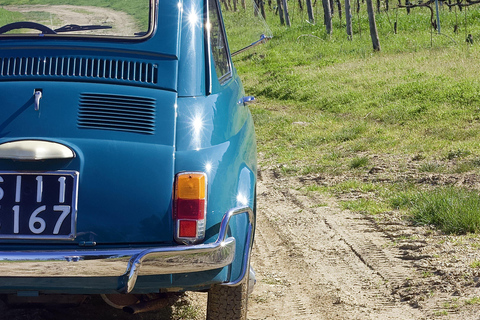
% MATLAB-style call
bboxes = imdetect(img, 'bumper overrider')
[0,207,255,294]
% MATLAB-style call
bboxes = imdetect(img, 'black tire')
[206,277,248,320]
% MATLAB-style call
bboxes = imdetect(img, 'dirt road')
[2,5,137,36]
[247,168,480,320]
[2,168,480,319]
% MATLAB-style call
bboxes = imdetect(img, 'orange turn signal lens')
[176,173,206,200]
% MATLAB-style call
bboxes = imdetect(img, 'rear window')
[0,0,153,38]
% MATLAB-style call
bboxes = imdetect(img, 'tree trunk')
[306,0,315,22]
[254,0,259,16]
[377,0,381,13]
[277,0,285,25]
[241,0,246,9]
[233,0,238,11]
[366,0,381,50]
[330,0,335,16]
[283,0,292,26]
[323,0,333,34]
[345,0,353,39]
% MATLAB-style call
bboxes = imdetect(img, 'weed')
[454,161,476,173]
[280,165,299,175]
[410,187,480,234]
[443,301,460,310]
[470,260,480,268]
[422,271,434,278]
[446,149,471,160]
[434,310,448,316]
[419,162,444,173]
[465,297,480,305]
[305,185,325,192]
[349,156,369,169]
[310,203,328,208]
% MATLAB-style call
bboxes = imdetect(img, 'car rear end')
[0,0,257,318]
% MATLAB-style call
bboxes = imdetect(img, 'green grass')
[0,8,23,26]
[224,3,480,170]
[223,3,480,233]
[391,187,480,234]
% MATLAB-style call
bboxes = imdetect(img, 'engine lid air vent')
[78,93,156,135]
[0,56,158,85]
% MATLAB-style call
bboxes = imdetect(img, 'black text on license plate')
[0,172,78,240]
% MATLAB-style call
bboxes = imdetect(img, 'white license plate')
[0,171,78,240]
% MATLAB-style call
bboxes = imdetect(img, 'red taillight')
[174,172,207,243]
[178,220,197,238]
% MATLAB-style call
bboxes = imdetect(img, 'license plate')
[0,171,78,240]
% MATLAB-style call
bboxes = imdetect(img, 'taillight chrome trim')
[173,172,208,244]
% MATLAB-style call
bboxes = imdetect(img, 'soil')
[246,166,480,319]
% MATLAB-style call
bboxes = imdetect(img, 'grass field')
[223,2,480,234]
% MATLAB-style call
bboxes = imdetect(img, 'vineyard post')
[435,0,441,33]
[260,0,266,19]
[283,0,292,26]
[366,0,381,50]
[337,0,343,22]
[306,0,315,22]
[345,0,353,39]
[323,0,333,34]
[276,0,285,24]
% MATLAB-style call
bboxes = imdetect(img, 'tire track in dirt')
[248,169,426,319]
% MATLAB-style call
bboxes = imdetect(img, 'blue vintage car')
[0,0,257,318]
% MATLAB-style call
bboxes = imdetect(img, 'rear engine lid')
[0,81,176,244]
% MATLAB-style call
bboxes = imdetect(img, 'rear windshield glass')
[0,0,152,38]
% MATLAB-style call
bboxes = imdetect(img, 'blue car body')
[0,0,256,301]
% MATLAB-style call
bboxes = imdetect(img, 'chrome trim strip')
[221,206,255,287]
[0,140,75,160]
[0,206,254,293]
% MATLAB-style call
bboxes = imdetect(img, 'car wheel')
[206,275,249,320]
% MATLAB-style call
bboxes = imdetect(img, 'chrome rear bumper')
[0,207,254,293]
